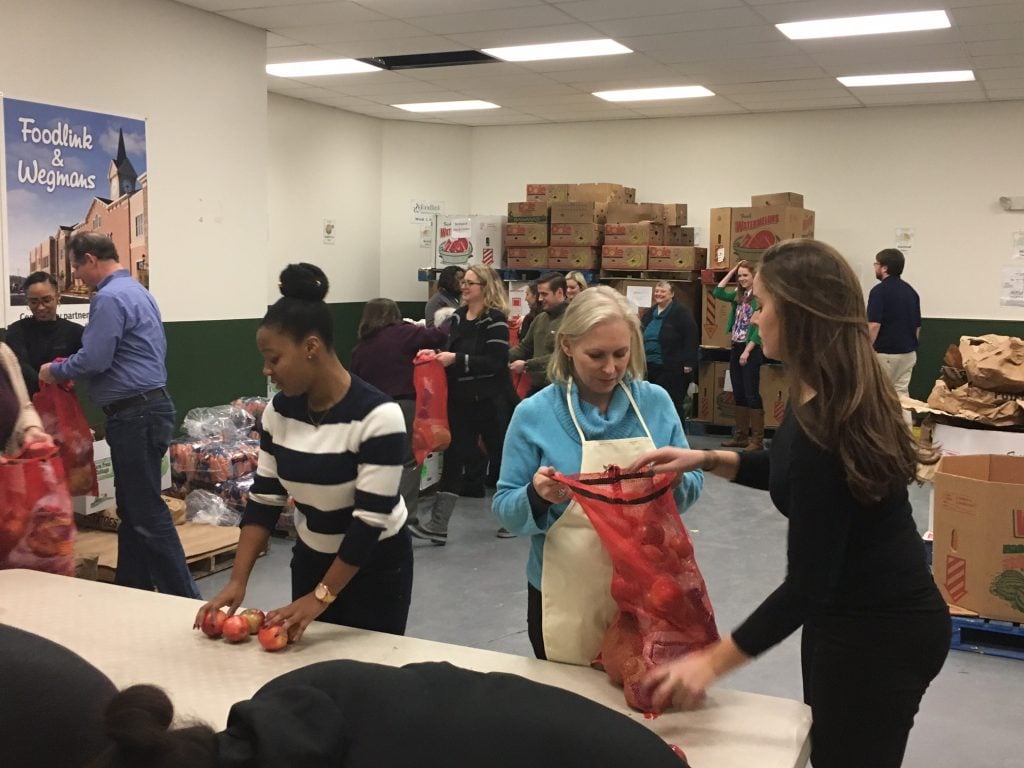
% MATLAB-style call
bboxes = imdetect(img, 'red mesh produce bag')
[511,369,532,400]
[555,468,719,713]
[32,379,98,496]
[411,352,451,465]
[0,445,76,576]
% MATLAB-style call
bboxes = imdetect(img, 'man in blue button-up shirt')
[40,232,198,598]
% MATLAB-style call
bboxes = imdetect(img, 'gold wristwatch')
[314,582,337,605]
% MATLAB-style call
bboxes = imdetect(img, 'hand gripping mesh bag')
[555,468,719,712]
[412,352,451,465]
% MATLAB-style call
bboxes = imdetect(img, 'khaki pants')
[877,351,916,426]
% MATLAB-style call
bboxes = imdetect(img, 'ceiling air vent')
[358,50,498,71]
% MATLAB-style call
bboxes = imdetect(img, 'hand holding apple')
[264,593,329,644]
[193,581,246,631]
[258,623,289,652]
[221,615,250,643]
[199,608,227,638]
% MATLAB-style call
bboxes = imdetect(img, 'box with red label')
[526,184,569,203]
[709,206,815,269]
[666,226,695,246]
[601,245,647,270]
[550,222,601,247]
[550,201,606,224]
[760,364,789,428]
[700,285,733,348]
[567,183,635,204]
[506,247,549,269]
[505,222,548,247]
[751,192,804,207]
[648,246,706,271]
[933,454,1024,623]
[605,222,665,246]
[507,201,548,223]
[695,361,715,422]
[606,202,664,224]
[639,202,687,225]
[435,215,505,269]
[548,246,599,269]
[713,361,736,425]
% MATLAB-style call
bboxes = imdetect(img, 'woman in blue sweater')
[493,286,703,664]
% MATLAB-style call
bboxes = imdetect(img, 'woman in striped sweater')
[196,264,413,640]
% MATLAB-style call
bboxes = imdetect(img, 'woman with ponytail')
[196,263,413,641]
[630,240,948,768]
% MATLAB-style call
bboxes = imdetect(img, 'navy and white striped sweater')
[242,376,407,566]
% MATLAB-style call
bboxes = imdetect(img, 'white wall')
[267,94,384,304]
[0,0,268,323]
[470,101,1024,321]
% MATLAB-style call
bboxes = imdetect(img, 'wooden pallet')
[599,269,700,281]
[950,614,1024,661]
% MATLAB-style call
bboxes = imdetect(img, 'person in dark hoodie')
[0,623,689,768]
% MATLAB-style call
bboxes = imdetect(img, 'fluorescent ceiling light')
[267,59,381,77]
[483,39,631,62]
[838,70,975,87]
[593,86,715,102]
[777,10,950,40]
[393,100,500,113]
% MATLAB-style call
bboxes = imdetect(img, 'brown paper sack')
[926,380,1024,427]
[959,335,1024,393]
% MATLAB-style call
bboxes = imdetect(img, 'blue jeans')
[105,396,199,597]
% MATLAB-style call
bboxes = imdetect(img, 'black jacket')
[3,316,83,395]
[641,301,699,371]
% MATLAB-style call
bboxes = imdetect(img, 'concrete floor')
[202,434,1023,768]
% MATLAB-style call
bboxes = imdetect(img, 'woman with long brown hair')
[630,239,947,768]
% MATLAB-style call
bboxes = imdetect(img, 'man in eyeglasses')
[4,271,83,395]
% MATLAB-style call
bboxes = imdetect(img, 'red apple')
[239,608,266,635]
[200,608,227,638]
[258,623,289,652]
[222,615,250,643]
[648,576,686,618]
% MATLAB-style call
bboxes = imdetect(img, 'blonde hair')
[548,286,646,384]
[565,271,588,293]
[466,264,508,315]
[758,239,937,503]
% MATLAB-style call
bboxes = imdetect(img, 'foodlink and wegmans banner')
[1,96,148,327]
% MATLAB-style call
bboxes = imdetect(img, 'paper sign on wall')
[411,200,443,222]
[625,285,653,312]
[1000,267,1024,307]
[894,227,914,253]
[1012,231,1024,260]
[414,213,434,249]
[322,219,335,245]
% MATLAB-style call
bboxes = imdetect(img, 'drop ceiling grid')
[173,0,1024,125]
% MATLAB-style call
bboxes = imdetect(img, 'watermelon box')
[708,206,815,269]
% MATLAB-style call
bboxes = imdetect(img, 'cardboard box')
[506,247,548,269]
[436,214,506,269]
[604,222,665,246]
[505,222,548,247]
[713,361,736,426]
[709,206,815,269]
[696,361,715,422]
[932,454,1024,623]
[648,246,706,271]
[606,202,665,224]
[760,364,789,428]
[568,183,634,204]
[420,452,442,490]
[602,245,647,270]
[73,440,171,515]
[751,192,804,207]
[701,285,733,348]
[639,202,687,225]
[550,201,606,224]
[550,222,601,247]
[666,226,695,246]
[507,201,548,223]
[526,184,569,203]
[548,246,599,269]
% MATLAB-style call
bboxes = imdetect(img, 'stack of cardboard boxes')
[602,202,703,272]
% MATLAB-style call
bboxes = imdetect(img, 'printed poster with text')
[2,97,148,326]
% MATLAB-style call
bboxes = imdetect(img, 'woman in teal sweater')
[712,261,765,450]
[493,286,704,663]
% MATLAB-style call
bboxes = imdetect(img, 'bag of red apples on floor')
[31,379,98,496]
[556,468,719,713]
[411,351,451,465]
[0,445,75,576]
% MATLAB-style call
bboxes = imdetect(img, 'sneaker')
[408,521,447,546]
[495,527,515,539]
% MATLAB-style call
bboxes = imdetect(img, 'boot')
[408,492,457,546]
[721,406,750,448]
[745,409,765,451]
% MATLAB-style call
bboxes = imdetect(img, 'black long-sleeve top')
[444,306,510,402]
[3,316,83,395]
[730,411,944,657]
[640,300,699,371]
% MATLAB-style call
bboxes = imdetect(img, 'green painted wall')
[912,318,1024,400]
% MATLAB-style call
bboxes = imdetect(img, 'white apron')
[540,380,656,665]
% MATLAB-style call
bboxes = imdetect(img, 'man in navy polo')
[867,248,921,426]
[40,232,198,598]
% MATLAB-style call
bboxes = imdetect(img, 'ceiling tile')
[957,22,1024,42]
[406,5,579,35]
[951,3,1024,27]
[712,78,846,95]
[222,2,387,28]
[967,38,1024,57]
[266,45,342,64]
[364,0,547,16]
[434,23,602,49]
[589,7,766,37]
[623,25,784,53]
[271,19,434,44]
[749,0,945,24]
[728,96,862,111]
[976,66,1024,81]
[644,39,805,64]
[555,0,745,23]
[317,35,466,58]
[266,32,298,48]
